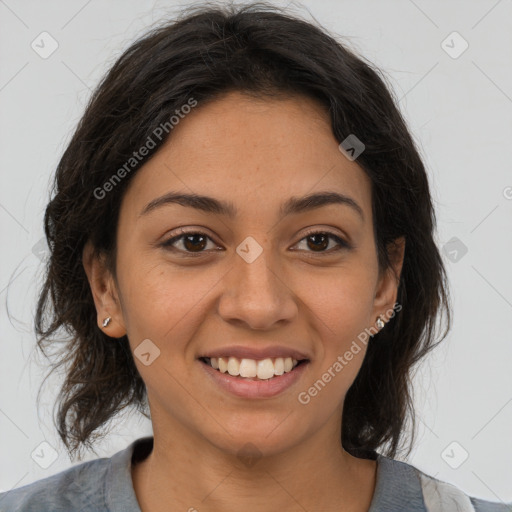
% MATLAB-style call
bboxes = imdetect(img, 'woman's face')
[86,90,403,458]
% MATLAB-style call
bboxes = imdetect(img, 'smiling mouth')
[199,356,309,381]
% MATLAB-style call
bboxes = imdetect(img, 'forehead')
[121,91,372,221]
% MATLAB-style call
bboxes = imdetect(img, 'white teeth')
[218,357,228,373]
[205,356,300,379]
[239,358,257,378]
[257,358,275,380]
[274,357,284,376]
[227,357,240,376]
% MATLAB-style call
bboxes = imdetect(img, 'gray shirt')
[0,437,510,511]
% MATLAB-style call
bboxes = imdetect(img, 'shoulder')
[378,455,511,512]
[0,437,151,512]
[0,456,111,512]
[417,470,511,512]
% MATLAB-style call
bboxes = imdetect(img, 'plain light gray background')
[1,0,511,503]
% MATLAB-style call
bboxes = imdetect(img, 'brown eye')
[306,233,329,251]
[295,231,350,253]
[182,233,208,252]
[161,229,350,256]
[162,232,216,253]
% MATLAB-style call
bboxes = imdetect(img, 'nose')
[217,246,298,330]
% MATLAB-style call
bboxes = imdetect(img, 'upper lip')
[199,345,311,361]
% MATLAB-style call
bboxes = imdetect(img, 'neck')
[131,417,377,512]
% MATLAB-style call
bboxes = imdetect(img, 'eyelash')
[160,228,351,256]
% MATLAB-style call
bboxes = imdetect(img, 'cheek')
[323,287,375,346]
[298,280,374,410]
[116,255,216,352]
[301,266,376,340]
[295,262,376,400]
[116,259,212,401]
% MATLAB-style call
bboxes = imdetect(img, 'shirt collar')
[369,453,427,511]
[107,436,152,511]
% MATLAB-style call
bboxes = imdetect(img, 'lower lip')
[198,359,310,399]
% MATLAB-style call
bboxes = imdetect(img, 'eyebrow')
[140,190,364,221]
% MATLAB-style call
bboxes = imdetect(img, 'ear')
[371,236,405,326]
[82,240,126,338]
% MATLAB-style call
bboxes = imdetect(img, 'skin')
[83,90,405,512]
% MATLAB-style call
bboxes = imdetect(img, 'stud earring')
[376,315,385,330]
[102,317,112,327]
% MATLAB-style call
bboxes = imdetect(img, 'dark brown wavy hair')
[35,1,451,461]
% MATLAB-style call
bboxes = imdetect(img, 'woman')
[1,3,509,511]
